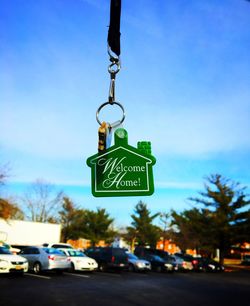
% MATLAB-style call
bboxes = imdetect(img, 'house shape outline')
[86,128,156,197]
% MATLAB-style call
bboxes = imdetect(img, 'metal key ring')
[96,101,125,128]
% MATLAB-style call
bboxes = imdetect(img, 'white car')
[59,248,98,272]
[0,246,28,274]
[42,243,73,249]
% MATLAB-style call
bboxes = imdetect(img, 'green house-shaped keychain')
[87,128,156,197]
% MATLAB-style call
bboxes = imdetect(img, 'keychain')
[86,0,156,197]
[87,127,156,197]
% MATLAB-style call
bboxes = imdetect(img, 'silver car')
[20,246,71,274]
[127,253,151,272]
[172,254,193,271]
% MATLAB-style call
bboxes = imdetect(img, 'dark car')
[198,257,225,272]
[136,253,174,272]
[150,249,177,271]
[85,247,128,272]
[134,246,176,271]
[241,254,250,265]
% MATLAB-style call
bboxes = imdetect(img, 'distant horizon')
[2,175,249,229]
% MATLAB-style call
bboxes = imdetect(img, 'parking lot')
[1,268,250,306]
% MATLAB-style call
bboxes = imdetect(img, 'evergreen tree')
[173,174,250,263]
[127,201,160,248]
[81,208,116,246]
[171,208,214,255]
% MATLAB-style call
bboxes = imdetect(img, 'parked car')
[134,246,156,257]
[134,246,175,272]
[188,256,204,272]
[149,249,177,271]
[198,258,225,272]
[20,246,71,274]
[134,246,171,260]
[42,243,73,249]
[126,252,151,272]
[137,253,174,272]
[173,254,203,272]
[149,249,170,258]
[0,246,28,274]
[179,255,223,272]
[172,253,193,271]
[241,254,250,265]
[0,242,21,255]
[85,247,129,272]
[59,248,98,272]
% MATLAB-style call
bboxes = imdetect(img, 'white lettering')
[96,156,146,190]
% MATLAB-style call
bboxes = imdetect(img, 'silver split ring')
[96,101,125,128]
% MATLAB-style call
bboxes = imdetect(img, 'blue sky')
[1,0,250,227]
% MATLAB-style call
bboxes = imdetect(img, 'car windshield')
[183,256,193,262]
[112,248,127,256]
[66,250,87,257]
[0,247,12,255]
[128,253,138,260]
[43,248,66,255]
[175,253,193,262]
[152,255,164,262]
[156,252,169,259]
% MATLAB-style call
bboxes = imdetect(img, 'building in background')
[0,218,61,248]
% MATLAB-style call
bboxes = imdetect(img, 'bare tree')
[22,179,64,223]
[0,162,24,220]
[0,163,10,188]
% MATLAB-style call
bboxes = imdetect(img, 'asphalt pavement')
[0,269,249,306]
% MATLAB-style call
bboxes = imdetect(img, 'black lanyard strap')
[108,0,121,57]
[96,0,125,127]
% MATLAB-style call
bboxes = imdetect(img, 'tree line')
[1,164,250,264]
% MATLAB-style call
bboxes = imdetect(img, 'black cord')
[108,0,121,57]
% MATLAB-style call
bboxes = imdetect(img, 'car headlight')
[208,264,215,269]
[136,262,144,268]
[0,259,9,268]
[164,263,171,267]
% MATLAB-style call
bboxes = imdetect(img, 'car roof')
[58,248,79,251]
[43,243,73,246]
[22,246,60,250]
